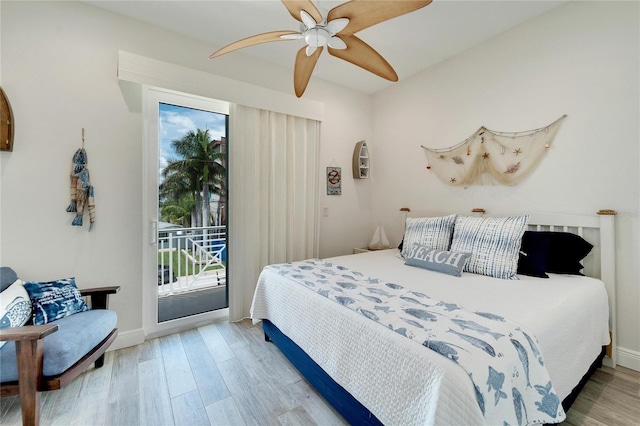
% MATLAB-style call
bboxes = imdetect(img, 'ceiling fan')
[209,0,433,97]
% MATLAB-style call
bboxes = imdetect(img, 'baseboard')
[617,346,640,371]
[108,328,145,351]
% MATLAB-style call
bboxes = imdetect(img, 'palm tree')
[160,129,225,227]
[160,194,195,227]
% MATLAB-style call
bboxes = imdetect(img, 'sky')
[158,103,227,174]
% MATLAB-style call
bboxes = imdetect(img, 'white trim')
[144,308,229,341]
[617,346,640,371]
[108,328,144,351]
[117,50,324,121]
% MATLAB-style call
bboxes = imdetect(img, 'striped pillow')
[450,215,530,280]
[400,214,457,259]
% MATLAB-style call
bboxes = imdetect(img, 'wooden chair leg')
[15,339,45,426]
[95,353,106,368]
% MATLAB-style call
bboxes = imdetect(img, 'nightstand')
[353,246,392,254]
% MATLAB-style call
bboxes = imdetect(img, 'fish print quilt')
[266,259,566,426]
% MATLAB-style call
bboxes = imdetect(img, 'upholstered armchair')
[0,267,119,426]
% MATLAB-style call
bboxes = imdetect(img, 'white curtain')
[228,104,320,321]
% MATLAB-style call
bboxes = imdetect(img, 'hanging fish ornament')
[66,147,96,230]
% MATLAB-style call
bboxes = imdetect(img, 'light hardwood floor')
[1,319,638,425]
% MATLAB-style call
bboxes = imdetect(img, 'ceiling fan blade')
[281,0,323,26]
[209,30,300,59]
[294,45,323,97]
[328,0,432,36]
[328,35,398,81]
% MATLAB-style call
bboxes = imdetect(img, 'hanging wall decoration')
[0,87,15,152]
[327,166,342,195]
[66,129,96,230]
[421,115,566,187]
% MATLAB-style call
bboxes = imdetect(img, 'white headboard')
[526,210,617,367]
[400,208,617,366]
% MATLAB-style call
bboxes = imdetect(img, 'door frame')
[142,85,229,338]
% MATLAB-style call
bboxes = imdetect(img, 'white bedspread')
[250,249,610,426]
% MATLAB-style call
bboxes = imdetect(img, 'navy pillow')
[518,231,551,278]
[545,232,593,275]
[517,231,593,277]
[23,277,90,325]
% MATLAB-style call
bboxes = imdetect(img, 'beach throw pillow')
[0,279,32,349]
[400,214,457,259]
[23,277,89,325]
[404,244,471,277]
[451,215,529,280]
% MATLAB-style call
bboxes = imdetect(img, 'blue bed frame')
[262,320,382,425]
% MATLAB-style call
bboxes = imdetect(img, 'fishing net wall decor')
[421,115,566,186]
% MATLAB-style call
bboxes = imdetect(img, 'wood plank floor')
[1,319,638,425]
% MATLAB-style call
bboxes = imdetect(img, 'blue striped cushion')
[400,214,457,259]
[450,215,530,280]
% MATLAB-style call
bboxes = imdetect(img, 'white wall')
[371,1,639,369]
[0,1,372,340]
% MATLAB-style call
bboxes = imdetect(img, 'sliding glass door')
[143,87,229,336]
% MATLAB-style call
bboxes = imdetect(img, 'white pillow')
[0,279,33,349]
[450,215,530,280]
[401,214,457,259]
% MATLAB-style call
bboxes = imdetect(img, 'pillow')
[517,231,551,278]
[400,214,457,259]
[404,244,471,277]
[544,232,593,274]
[0,279,33,349]
[1,267,19,292]
[451,215,529,280]
[23,277,90,325]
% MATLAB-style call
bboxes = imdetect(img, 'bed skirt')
[262,320,606,425]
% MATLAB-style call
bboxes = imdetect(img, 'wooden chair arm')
[79,286,120,297]
[0,324,58,342]
[80,286,120,310]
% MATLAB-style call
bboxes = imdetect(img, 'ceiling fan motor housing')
[304,27,330,48]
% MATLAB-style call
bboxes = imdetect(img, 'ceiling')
[85,0,567,95]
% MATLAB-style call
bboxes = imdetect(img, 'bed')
[250,211,616,425]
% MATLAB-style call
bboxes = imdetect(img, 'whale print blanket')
[266,259,566,426]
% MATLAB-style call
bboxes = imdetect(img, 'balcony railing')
[157,225,226,296]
